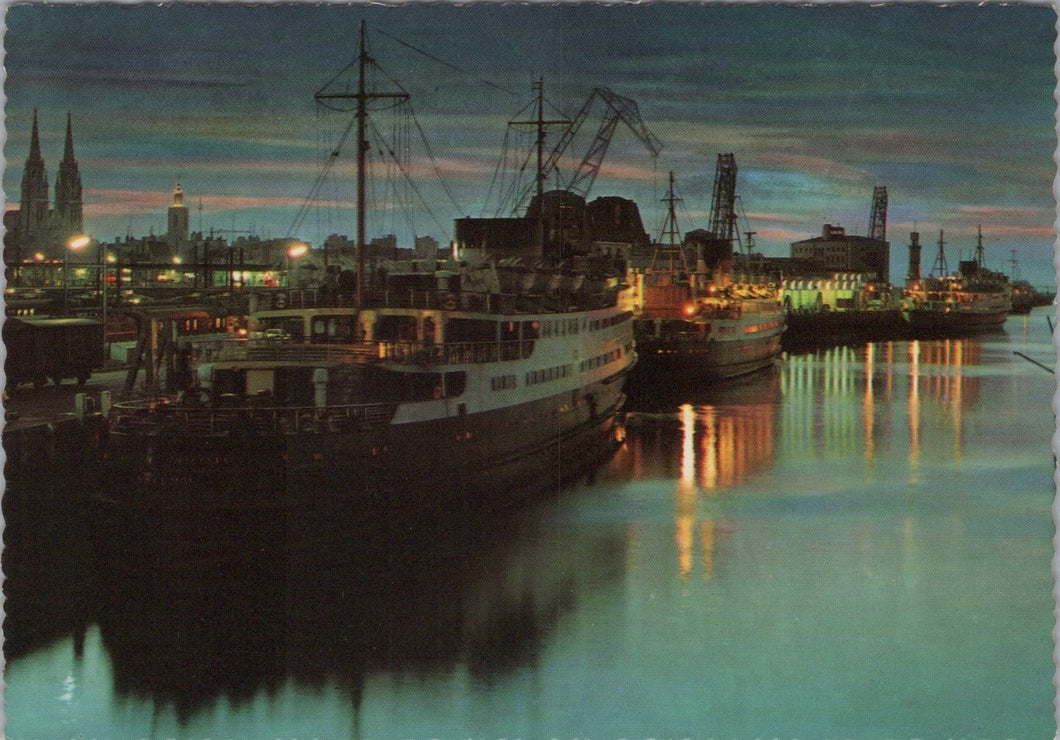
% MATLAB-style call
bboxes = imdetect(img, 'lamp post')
[66,234,91,315]
[286,241,309,287]
[68,234,107,360]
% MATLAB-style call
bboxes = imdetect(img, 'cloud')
[755,227,812,243]
[956,204,1050,221]
[755,153,872,183]
[84,188,346,216]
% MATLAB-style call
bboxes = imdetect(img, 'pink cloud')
[957,204,1048,220]
[84,188,346,217]
[978,224,1056,238]
[744,211,794,224]
[755,227,808,242]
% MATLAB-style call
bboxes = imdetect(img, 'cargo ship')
[902,228,1011,338]
[631,164,784,385]
[98,26,639,513]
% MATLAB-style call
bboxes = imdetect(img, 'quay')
[3,368,134,497]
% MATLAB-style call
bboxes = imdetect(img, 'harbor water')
[3,309,1055,737]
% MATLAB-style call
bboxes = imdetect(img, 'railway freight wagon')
[3,316,105,389]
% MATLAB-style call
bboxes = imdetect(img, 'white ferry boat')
[101,253,634,511]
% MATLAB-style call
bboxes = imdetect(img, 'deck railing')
[272,286,620,314]
[198,337,535,366]
[112,398,398,436]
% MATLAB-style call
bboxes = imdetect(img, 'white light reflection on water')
[3,314,1055,737]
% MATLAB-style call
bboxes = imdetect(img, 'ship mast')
[930,229,949,278]
[975,224,986,269]
[648,171,691,282]
[509,78,571,250]
[315,21,409,313]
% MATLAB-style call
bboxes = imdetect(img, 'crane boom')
[708,153,738,246]
[511,85,662,213]
[566,87,663,197]
[869,185,888,241]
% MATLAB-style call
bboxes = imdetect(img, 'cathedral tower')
[53,111,84,235]
[19,109,50,239]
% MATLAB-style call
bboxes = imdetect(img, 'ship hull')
[905,307,1008,338]
[97,371,628,516]
[632,330,781,383]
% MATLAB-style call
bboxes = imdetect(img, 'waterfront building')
[414,234,441,260]
[789,224,890,283]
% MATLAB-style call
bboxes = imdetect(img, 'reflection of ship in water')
[80,491,627,726]
[615,369,780,487]
[780,340,983,468]
[606,370,780,581]
[2,491,99,662]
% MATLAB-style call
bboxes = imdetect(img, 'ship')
[779,275,907,351]
[902,228,1011,338]
[630,162,784,385]
[98,25,640,514]
[1008,279,1055,315]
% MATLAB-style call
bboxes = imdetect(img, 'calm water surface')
[4,310,1056,738]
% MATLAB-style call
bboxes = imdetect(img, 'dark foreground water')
[4,309,1056,738]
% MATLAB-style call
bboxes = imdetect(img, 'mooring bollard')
[100,390,112,416]
[75,392,87,422]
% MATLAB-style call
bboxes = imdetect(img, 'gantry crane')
[707,153,738,247]
[869,185,888,241]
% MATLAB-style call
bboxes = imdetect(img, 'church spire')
[29,108,43,161]
[63,111,76,161]
[54,110,84,235]
[20,108,50,239]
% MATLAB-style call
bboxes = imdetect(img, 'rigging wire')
[374,28,520,99]
[367,114,450,237]
[287,111,357,239]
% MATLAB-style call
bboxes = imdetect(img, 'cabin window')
[491,374,517,391]
[445,317,497,342]
[274,367,315,406]
[376,314,418,341]
[521,320,540,339]
[445,371,467,397]
[211,368,247,399]
[309,316,356,343]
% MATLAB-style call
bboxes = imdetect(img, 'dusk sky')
[3,2,1056,286]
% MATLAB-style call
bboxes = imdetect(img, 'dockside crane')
[869,185,888,241]
[509,84,662,215]
[707,153,738,247]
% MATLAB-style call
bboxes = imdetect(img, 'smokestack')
[907,232,921,281]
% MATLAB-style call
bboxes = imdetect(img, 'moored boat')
[101,253,635,512]
[631,163,784,385]
[902,228,1011,338]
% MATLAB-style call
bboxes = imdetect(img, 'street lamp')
[67,234,107,360]
[66,234,91,315]
[286,241,309,288]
